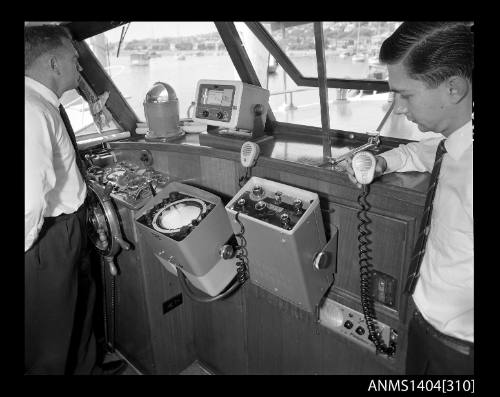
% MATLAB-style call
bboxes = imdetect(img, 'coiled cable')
[234,211,249,284]
[357,184,395,357]
[238,168,251,188]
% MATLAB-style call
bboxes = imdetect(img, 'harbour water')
[103,51,373,120]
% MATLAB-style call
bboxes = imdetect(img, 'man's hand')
[344,154,387,188]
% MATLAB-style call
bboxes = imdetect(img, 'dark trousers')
[406,308,474,375]
[25,204,97,374]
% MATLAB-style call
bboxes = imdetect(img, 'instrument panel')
[86,161,169,209]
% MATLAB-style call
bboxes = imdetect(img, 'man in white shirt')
[24,25,125,375]
[345,22,473,374]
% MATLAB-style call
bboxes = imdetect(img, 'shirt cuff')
[379,150,403,174]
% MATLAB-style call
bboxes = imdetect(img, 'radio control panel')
[228,178,313,231]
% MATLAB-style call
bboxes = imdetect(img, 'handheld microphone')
[352,151,377,185]
[240,141,260,168]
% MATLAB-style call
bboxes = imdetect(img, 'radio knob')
[219,244,235,260]
[236,198,246,208]
[252,185,264,198]
[355,326,365,335]
[217,111,224,120]
[202,110,209,117]
[344,320,354,329]
[255,201,267,211]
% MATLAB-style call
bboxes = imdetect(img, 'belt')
[413,308,473,356]
[44,203,87,226]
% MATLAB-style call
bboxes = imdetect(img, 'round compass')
[152,198,207,234]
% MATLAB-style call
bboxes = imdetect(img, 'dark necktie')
[405,139,447,294]
[59,104,86,179]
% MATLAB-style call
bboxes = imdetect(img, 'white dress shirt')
[25,76,87,252]
[380,119,473,342]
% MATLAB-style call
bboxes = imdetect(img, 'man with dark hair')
[346,22,473,375]
[25,24,125,375]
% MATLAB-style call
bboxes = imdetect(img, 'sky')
[104,22,218,43]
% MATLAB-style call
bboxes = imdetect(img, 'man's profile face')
[387,63,452,135]
[55,37,82,95]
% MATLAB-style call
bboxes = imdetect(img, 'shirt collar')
[444,118,473,161]
[25,76,60,109]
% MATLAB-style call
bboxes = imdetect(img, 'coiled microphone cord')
[357,184,395,357]
[234,211,249,284]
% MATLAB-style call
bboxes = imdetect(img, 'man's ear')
[49,55,60,75]
[447,76,469,104]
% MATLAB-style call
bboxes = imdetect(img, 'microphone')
[240,141,260,168]
[352,151,377,185]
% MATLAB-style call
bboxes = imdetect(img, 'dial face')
[152,198,207,234]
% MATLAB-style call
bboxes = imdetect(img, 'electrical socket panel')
[319,298,396,355]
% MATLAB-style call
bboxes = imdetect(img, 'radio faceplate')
[227,177,314,232]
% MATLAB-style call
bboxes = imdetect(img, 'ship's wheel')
[87,180,130,274]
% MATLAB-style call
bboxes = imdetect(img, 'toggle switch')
[280,212,291,229]
[274,191,282,204]
[293,198,303,214]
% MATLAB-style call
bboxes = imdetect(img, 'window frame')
[64,21,411,151]
[245,22,391,92]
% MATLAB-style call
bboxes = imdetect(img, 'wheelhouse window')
[84,22,239,124]
[245,21,437,141]
[78,21,441,142]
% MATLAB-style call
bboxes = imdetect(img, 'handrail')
[269,87,316,96]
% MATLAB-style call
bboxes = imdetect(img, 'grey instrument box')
[226,177,336,313]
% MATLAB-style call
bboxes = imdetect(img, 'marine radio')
[226,177,337,314]
[194,79,269,132]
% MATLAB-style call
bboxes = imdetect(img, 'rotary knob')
[236,198,246,209]
[252,185,265,199]
[255,200,267,211]
[355,326,365,335]
[344,320,354,329]
[202,110,209,117]
[217,111,224,120]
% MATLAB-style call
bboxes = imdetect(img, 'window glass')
[85,22,238,123]
[322,22,401,80]
[60,89,95,135]
[261,22,318,78]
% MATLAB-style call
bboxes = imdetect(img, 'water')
[105,51,374,120]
